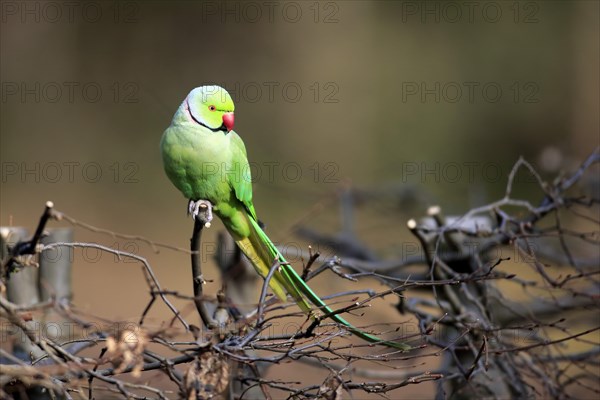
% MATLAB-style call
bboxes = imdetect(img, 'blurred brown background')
[1,1,598,397]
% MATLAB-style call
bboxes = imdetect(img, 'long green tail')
[235,213,411,351]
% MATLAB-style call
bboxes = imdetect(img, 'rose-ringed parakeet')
[161,86,410,350]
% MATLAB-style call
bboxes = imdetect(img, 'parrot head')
[186,86,235,132]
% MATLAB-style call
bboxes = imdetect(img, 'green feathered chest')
[160,123,236,203]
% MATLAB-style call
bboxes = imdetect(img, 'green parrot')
[161,86,410,350]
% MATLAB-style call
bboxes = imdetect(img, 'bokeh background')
[1,1,598,398]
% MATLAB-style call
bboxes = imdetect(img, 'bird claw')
[188,199,213,228]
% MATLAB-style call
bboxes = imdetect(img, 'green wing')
[228,132,258,221]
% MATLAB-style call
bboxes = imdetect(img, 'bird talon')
[188,199,213,227]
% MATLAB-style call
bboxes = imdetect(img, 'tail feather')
[235,222,313,313]
[235,237,287,301]
[237,212,411,351]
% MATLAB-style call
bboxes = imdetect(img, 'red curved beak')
[222,112,234,132]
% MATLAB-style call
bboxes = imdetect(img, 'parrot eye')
[208,105,216,111]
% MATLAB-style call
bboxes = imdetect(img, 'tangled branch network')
[1,149,598,399]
